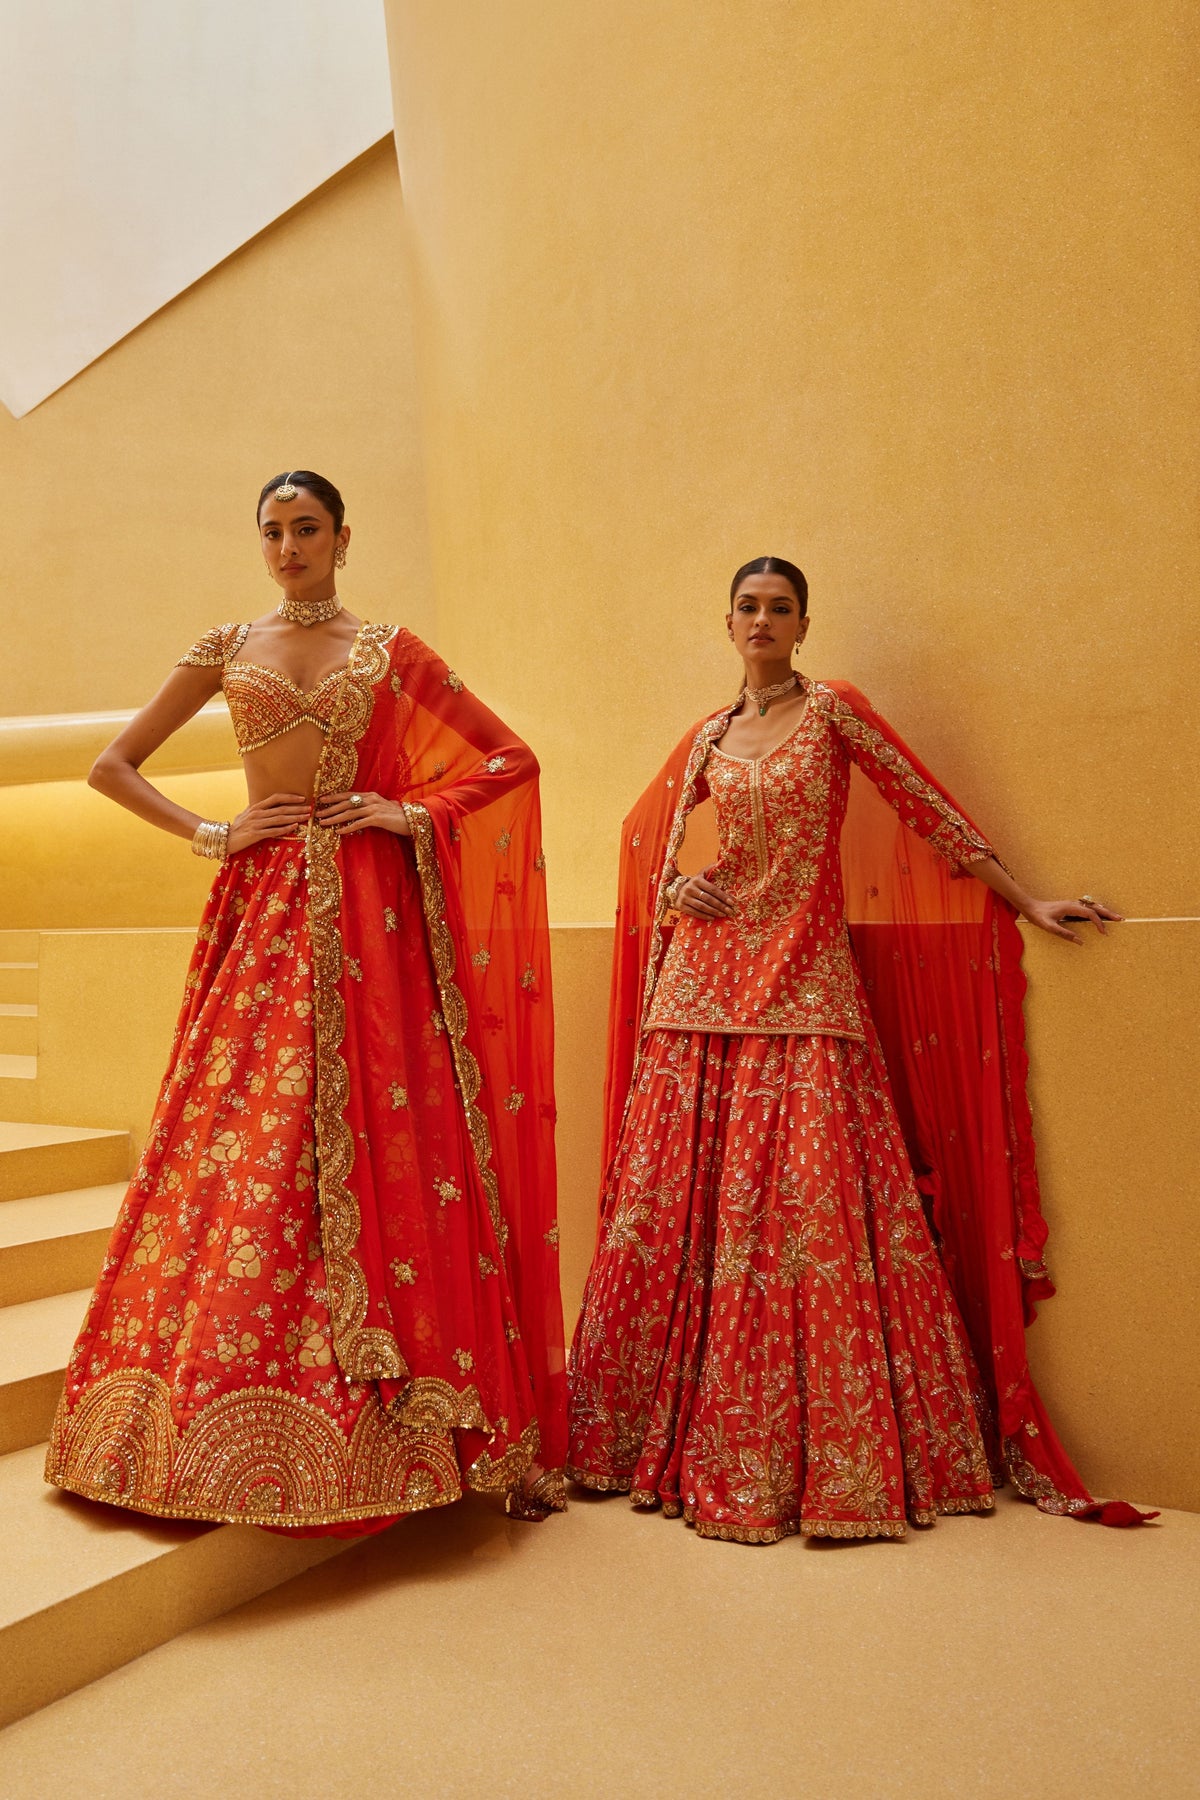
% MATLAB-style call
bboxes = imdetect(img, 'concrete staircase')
[0,1105,348,1730]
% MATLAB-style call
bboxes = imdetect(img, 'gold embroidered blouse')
[178,623,346,755]
[644,680,993,1040]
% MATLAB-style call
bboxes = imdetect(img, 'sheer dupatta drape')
[603,690,1149,1526]
[318,626,566,1485]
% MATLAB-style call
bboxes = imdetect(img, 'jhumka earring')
[334,545,347,569]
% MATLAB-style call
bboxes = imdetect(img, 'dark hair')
[729,555,808,617]
[257,470,346,534]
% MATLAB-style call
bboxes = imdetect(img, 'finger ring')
[1079,894,1098,907]
[349,794,364,809]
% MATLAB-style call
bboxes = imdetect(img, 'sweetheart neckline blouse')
[177,621,358,755]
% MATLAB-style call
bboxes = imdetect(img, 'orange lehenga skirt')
[567,1023,997,1543]
[46,839,531,1531]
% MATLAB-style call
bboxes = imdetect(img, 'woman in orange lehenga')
[568,555,1147,1544]
[46,470,566,1533]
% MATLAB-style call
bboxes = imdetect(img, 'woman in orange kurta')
[46,471,566,1532]
[567,555,1141,1544]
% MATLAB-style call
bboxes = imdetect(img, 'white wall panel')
[0,1,393,415]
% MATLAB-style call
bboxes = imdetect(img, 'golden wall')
[383,0,1199,1507]
[0,140,431,719]
[385,0,1197,922]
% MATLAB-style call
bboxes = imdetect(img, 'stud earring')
[334,545,347,569]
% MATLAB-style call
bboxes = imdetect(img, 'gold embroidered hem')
[44,1370,464,1528]
[566,1465,635,1493]
[1003,1436,1091,1517]
[800,1517,907,1541]
[569,1470,995,1542]
[694,1513,802,1545]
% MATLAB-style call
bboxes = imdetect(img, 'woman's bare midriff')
[242,726,329,806]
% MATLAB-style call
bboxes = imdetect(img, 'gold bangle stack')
[191,819,230,861]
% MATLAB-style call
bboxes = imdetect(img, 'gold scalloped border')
[402,800,507,1252]
[308,620,407,1381]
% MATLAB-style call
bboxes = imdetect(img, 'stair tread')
[0,1123,125,1152]
[0,1005,36,1019]
[0,1183,124,1251]
[0,1287,90,1382]
[0,1443,208,1633]
[0,963,37,972]
[0,1058,37,1080]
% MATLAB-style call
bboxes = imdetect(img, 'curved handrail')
[0,701,240,788]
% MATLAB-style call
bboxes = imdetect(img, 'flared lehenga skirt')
[567,1025,998,1543]
[46,838,535,1531]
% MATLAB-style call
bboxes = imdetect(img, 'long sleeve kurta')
[644,680,993,1039]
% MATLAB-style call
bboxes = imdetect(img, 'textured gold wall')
[0,141,431,718]
[384,0,1199,1508]
[386,0,1197,924]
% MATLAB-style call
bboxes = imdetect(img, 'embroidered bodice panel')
[644,682,992,1038]
[178,622,346,755]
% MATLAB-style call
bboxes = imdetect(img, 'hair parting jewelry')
[191,819,230,861]
[277,591,343,626]
[273,472,299,502]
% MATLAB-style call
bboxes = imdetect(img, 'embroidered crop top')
[643,680,993,1040]
[177,622,346,755]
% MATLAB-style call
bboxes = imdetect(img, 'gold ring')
[1079,893,1098,908]
[349,793,364,809]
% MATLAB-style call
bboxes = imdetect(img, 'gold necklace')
[744,673,799,717]
[277,591,342,627]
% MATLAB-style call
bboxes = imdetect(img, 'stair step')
[0,1123,130,1203]
[0,1442,348,1730]
[0,1011,38,1057]
[0,1057,37,1082]
[0,965,38,1005]
[0,1183,123,1307]
[0,932,38,962]
[0,1287,90,1453]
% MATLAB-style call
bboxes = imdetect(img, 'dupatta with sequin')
[310,623,566,1496]
[601,681,1148,1527]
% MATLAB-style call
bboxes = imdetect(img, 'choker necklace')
[277,591,342,627]
[744,673,799,717]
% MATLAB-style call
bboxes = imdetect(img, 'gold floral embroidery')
[307,621,407,1383]
[402,802,508,1253]
[44,1368,462,1526]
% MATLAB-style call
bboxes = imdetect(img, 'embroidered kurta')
[645,682,991,1038]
